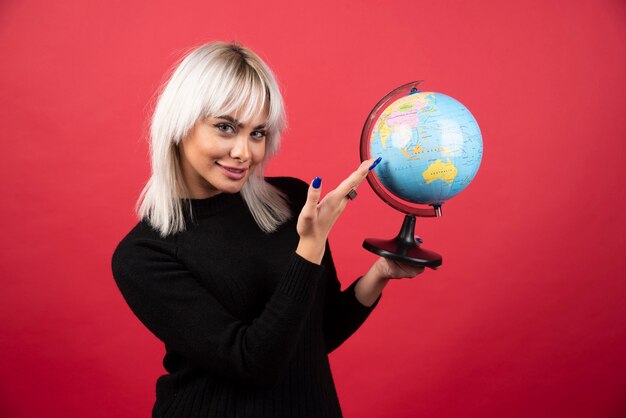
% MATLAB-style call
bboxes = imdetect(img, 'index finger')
[334,157,378,196]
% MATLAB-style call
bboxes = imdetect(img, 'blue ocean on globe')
[369,91,482,205]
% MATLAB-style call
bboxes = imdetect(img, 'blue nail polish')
[312,177,322,189]
[369,157,382,171]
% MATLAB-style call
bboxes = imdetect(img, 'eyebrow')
[215,115,267,130]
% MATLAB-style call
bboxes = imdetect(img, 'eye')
[214,123,235,134]
[251,130,267,141]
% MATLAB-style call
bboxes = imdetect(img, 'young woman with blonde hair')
[112,41,423,417]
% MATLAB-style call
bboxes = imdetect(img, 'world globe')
[360,81,483,267]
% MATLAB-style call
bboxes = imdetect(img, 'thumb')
[302,177,322,217]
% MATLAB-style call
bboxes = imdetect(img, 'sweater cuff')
[276,253,325,303]
[348,277,382,312]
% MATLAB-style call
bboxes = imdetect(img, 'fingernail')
[369,156,382,171]
[312,177,322,189]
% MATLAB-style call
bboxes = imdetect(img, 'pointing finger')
[334,158,378,197]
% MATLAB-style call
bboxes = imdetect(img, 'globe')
[360,81,483,267]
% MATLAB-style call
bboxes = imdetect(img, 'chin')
[224,186,244,194]
[220,179,248,194]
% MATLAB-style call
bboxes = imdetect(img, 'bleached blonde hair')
[137,42,291,236]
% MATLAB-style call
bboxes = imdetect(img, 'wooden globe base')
[363,214,442,268]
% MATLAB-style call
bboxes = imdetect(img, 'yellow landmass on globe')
[400,143,423,160]
[378,121,393,148]
[399,143,453,160]
[422,159,458,184]
[372,104,396,148]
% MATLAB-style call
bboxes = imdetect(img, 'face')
[178,112,268,198]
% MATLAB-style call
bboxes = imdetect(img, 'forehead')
[220,85,270,123]
[213,109,269,128]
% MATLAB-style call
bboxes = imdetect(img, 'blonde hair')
[137,42,291,236]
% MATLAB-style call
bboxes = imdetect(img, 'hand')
[354,256,432,306]
[373,257,427,280]
[296,158,378,264]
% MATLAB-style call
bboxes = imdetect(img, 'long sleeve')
[112,236,324,388]
[322,242,381,353]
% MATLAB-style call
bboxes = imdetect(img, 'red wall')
[1,1,625,417]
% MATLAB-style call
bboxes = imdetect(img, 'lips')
[216,162,248,180]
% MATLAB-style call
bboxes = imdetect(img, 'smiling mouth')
[221,166,245,173]
[216,162,248,179]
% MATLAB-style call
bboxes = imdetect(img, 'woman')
[112,42,424,418]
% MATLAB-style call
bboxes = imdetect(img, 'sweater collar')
[186,192,244,218]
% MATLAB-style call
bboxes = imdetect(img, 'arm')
[321,242,381,353]
[321,246,427,352]
[292,159,419,352]
[321,247,428,353]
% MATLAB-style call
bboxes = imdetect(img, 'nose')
[230,135,250,163]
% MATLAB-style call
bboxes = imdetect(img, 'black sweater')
[112,177,379,418]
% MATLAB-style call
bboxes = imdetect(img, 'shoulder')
[111,220,178,281]
[265,176,309,210]
[266,176,309,194]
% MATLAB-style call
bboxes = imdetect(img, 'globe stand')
[363,214,442,268]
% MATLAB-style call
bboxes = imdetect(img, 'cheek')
[198,140,228,160]
[252,141,266,163]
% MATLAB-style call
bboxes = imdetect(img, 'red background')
[1,0,625,417]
